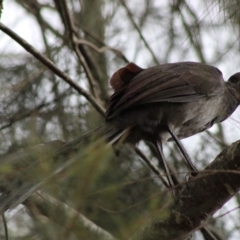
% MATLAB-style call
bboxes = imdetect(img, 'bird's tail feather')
[0,124,129,214]
[95,125,132,158]
[81,124,130,146]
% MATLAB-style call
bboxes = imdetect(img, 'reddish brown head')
[110,62,143,92]
[227,72,240,102]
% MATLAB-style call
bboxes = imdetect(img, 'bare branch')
[0,0,3,19]
[174,2,207,63]
[1,213,8,240]
[120,0,160,65]
[131,141,240,240]
[0,131,108,213]
[75,39,129,62]
[24,191,117,240]
[134,147,169,187]
[0,22,105,117]
[53,0,101,99]
[80,26,130,64]
[0,130,240,239]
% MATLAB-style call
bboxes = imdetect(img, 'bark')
[0,135,240,239]
[131,141,240,240]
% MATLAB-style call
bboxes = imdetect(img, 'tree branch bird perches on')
[100,62,240,188]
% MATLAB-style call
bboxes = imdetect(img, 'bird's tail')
[78,124,131,148]
[0,124,130,214]
[42,124,132,164]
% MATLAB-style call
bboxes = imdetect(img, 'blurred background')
[0,0,240,239]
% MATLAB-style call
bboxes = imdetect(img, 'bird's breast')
[168,93,238,140]
[106,89,239,144]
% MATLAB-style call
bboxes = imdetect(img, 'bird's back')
[106,62,225,120]
[105,61,240,146]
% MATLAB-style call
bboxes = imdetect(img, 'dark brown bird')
[101,62,240,187]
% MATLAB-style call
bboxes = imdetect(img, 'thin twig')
[80,26,130,63]
[121,0,159,65]
[176,2,206,63]
[134,147,169,187]
[0,0,3,20]
[0,90,71,130]
[0,22,105,117]
[25,191,117,240]
[2,213,8,240]
[75,39,129,61]
[55,0,100,99]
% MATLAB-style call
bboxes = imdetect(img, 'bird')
[97,61,240,188]
[0,61,239,214]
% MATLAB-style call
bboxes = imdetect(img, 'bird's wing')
[106,62,225,119]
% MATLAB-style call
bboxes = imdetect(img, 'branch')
[120,0,160,65]
[1,132,239,239]
[141,143,224,240]
[1,213,8,240]
[80,26,130,64]
[134,147,169,187]
[174,2,207,63]
[53,0,101,99]
[131,140,240,240]
[24,191,117,240]
[0,23,105,117]
[0,0,3,19]
[0,90,70,130]
[0,129,110,213]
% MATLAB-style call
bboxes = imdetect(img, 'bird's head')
[228,72,240,102]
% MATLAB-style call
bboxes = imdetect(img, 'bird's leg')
[166,125,198,175]
[152,140,175,189]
